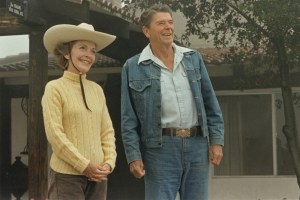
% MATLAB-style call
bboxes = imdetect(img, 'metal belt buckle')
[176,128,190,137]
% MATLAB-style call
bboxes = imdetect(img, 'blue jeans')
[143,135,209,200]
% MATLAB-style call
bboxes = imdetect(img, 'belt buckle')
[176,128,190,137]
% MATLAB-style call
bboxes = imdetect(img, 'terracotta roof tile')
[197,48,229,65]
[89,0,140,24]
[0,47,230,72]
[0,53,121,72]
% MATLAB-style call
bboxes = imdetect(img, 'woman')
[42,23,117,200]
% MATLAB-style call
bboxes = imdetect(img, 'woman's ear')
[64,54,70,60]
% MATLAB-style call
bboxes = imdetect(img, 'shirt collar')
[138,43,193,64]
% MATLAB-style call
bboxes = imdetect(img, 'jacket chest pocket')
[129,80,152,116]
[185,67,201,81]
[129,80,151,92]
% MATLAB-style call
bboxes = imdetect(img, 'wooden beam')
[0,80,11,200]
[100,30,148,63]
[65,0,83,4]
[0,8,43,36]
[27,31,48,200]
[0,0,5,8]
[42,0,89,22]
[90,10,130,39]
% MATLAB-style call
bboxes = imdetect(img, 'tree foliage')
[123,0,300,88]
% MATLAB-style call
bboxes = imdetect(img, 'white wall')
[11,98,28,165]
[210,176,299,200]
[11,98,28,200]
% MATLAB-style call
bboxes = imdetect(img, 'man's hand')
[209,144,223,166]
[83,163,111,182]
[129,160,145,179]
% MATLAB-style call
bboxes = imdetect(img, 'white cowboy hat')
[43,23,116,54]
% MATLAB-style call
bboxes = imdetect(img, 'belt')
[162,127,198,138]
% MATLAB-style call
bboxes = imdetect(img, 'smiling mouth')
[80,59,92,65]
[162,33,173,37]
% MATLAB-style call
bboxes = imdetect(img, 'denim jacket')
[121,49,224,164]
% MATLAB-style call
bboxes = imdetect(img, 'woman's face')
[65,40,96,74]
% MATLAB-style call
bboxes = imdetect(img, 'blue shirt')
[138,44,198,128]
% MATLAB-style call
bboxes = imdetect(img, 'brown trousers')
[48,170,107,200]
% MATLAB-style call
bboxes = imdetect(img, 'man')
[121,4,224,200]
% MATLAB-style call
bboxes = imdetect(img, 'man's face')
[143,12,174,47]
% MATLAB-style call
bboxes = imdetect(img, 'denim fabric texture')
[144,135,209,200]
[141,44,199,128]
[121,43,224,200]
[121,47,224,164]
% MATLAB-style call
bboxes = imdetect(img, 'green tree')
[123,0,300,188]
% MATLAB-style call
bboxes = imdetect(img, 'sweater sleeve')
[98,87,117,171]
[42,82,90,173]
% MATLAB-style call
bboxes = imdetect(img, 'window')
[214,91,299,176]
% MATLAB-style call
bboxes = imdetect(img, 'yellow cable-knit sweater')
[42,71,116,175]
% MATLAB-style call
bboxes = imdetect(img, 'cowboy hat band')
[43,23,116,54]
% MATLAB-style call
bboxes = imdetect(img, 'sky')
[0,35,29,58]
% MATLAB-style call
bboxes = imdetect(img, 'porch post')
[28,31,48,199]
[0,80,11,199]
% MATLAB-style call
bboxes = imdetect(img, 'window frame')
[213,87,300,177]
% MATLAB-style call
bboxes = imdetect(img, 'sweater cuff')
[74,158,90,173]
[105,160,116,172]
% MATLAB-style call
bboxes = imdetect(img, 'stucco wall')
[210,176,299,200]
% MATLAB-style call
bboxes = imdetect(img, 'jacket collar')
[138,43,194,65]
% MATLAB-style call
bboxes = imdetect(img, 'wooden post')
[0,80,11,199]
[28,31,48,200]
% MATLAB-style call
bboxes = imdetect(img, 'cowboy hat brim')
[43,24,116,54]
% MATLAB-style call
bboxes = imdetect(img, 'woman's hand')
[83,163,111,182]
